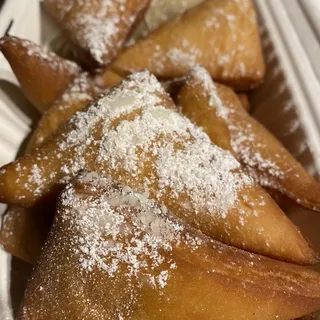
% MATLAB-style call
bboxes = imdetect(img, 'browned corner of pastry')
[18,172,320,320]
[110,0,265,90]
[0,35,81,113]
[43,0,151,69]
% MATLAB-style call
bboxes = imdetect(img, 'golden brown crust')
[0,71,316,265]
[43,0,151,69]
[109,0,265,90]
[26,73,98,150]
[0,35,81,112]
[18,173,320,320]
[177,66,320,213]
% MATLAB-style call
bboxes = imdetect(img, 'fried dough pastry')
[0,104,62,263]
[0,70,124,264]
[0,35,81,112]
[26,72,99,149]
[109,0,265,90]
[0,71,317,265]
[129,0,203,42]
[0,73,100,263]
[177,66,320,212]
[43,0,150,69]
[27,69,125,149]
[19,172,320,320]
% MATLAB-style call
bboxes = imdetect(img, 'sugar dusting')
[52,171,206,318]
[126,0,259,81]
[10,71,251,228]
[61,172,187,289]
[31,72,101,148]
[45,0,148,65]
[189,66,285,187]
[129,0,203,43]
[1,36,80,72]
[59,73,95,109]
[62,71,249,218]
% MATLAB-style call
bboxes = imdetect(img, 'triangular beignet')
[110,0,265,90]
[177,66,320,212]
[0,71,316,265]
[0,35,81,112]
[44,0,150,68]
[19,172,320,320]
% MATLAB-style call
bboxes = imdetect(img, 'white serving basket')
[0,0,320,318]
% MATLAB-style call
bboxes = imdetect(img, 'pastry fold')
[109,0,265,90]
[0,71,317,265]
[0,36,81,112]
[43,0,150,68]
[19,172,320,320]
[177,66,320,212]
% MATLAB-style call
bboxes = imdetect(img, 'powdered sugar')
[1,36,79,72]
[230,124,284,186]
[128,0,203,43]
[144,0,203,32]
[166,39,202,69]
[156,140,249,217]
[187,66,285,186]
[70,8,121,65]
[59,73,95,110]
[60,172,187,290]
[189,65,228,119]
[45,0,149,65]
[4,71,253,247]
[25,164,46,196]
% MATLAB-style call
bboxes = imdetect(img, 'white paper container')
[0,0,320,318]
